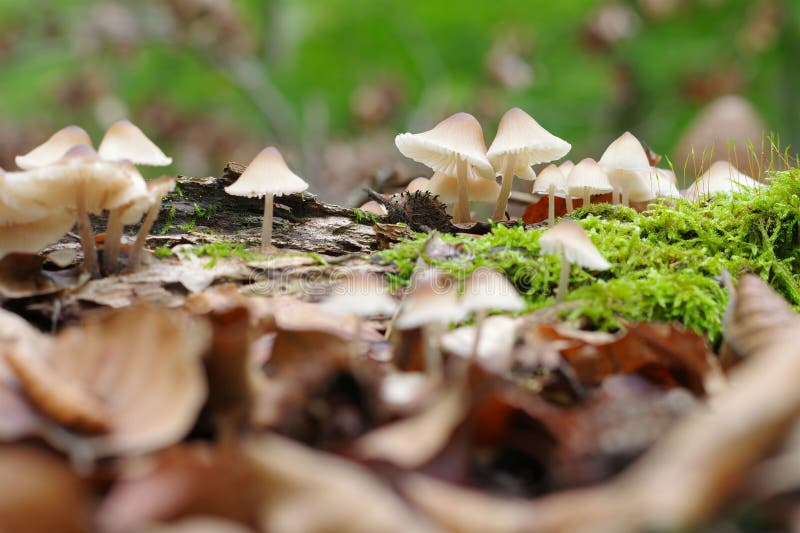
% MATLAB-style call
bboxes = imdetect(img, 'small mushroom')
[558,160,575,176]
[358,201,388,216]
[14,125,92,170]
[461,267,525,360]
[426,171,500,207]
[395,113,494,224]
[487,108,571,221]
[225,147,309,253]
[598,132,652,206]
[566,158,612,209]
[538,219,611,302]
[405,177,431,193]
[531,164,569,225]
[120,176,177,269]
[685,161,763,202]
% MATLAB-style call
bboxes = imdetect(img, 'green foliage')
[176,242,261,268]
[378,170,800,344]
[352,208,378,225]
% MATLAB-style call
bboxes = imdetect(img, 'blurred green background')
[1,0,797,201]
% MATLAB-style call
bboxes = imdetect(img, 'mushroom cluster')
[1,121,174,276]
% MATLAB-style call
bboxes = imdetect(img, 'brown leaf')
[0,253,86,299]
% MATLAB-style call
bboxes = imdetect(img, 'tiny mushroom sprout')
[320,272,398,361]
[598,131,653,206]
[224,146,309,254]
[461,267,525,360]
[487,107,571,221]
[396,268,466,375]
[14,125,92,170]
[5,145,147,277]
[538,219,611,303]
[395,112,494,224]
[426,171,500,207]
[119,176,177,269]
[405,177,431,193]
[97,119,173,272]
[566,158,612,210]
[685,160,763,202]
[532,164,569,226]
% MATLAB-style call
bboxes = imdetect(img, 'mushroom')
[14,125,92,170]
[120,176,177,269]
[558,160,575,176]
[538,219,611,302]
[461,267,525,359]
[685,161,763,202]
[396,268,466,375]
[224,147,309,254]
[320,272,397,362]
[97,120,172,272]
[405,177,431,193]
[395,113,494,224]
[487,108,571,221]
[5,146,147,277]
[358,201,388,216]
[426,171,500,207]
[566,158,612,209]
[598,132,652,206]
[531,164,569,225]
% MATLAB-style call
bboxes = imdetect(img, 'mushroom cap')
[224,147,309,198]
[656,167,677,185]
[5,146,148,214]
[357,201,388,216]
[405,177,430,193]
[558,160,575,175]
[396,269,466,329]
[97,120,172,166]
[487,107,571,180]
[632,167,680,202]
[320,272,397,318]
[0,212,76,258]
[538,219,611,271]
[685,161,762,201]
[395,113,494,180]
[566,158,613,196]
[599,132,653,193]
[427,171,500,204]
[461,267,525,313]
[532,164,568,196]
[15,126,92,170]
[119,176,177,225]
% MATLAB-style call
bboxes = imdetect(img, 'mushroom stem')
[423,323,443,377]
[128,201,161,269]
[556,253,571,303]
[612,186,620,205]
[566,195,574,214]
[103,207,123,273]
[621,190,630,207]
[583,186,591,207]
[261,194,275,254]
[76,182,99,277]
[547,184,555,226]
[453,157,470,224]
[470,309,488,360]
[492,153,517,221]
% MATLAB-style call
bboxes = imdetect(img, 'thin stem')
[583,186,591,207]
[76,182,99,277]
[261,194,275,254]
[423,323,443,377]
[566,195,574,214]
[621,189,630,207]
[547,185,555,226]
[128,202,160,269]
[492,153,517,221]
[556,253,571,303]
[454,157,469,224]
[103,207,123,273]
[470,309,487,360]
[612,186,620,205]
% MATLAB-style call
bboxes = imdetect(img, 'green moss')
[177,242,262,268]
[153,246,173,258]
[377,169,800,345]
[353,208,378,225]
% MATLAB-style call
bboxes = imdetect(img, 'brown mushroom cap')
[15,125,92,170]
[97,120,172,166]
[225,147,309,198]
[538,219,611,271]
[487,107,571,180]
[395,113,494,180]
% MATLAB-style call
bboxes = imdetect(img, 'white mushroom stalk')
[532,164,568,226]
[123,177,177,269]
[487,108,570,221]
[539,220,611,302]
[224,147,309,254]
[566,158,612,210]
[395,113,494,224]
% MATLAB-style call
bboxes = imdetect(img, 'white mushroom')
[532,164,569,226]
[598,132,652,206]
[15,125,92,170]
[685,161,763,201]
[461,267,525,359]
[566,158,612,209]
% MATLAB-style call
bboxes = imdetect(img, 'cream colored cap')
[396,269,466,329]
[532,164,568,196]
[120,176,177,225]
[15,126,92,170]
[598,132,653,194]
[539,219,611,271]
[461,267,525,313]
[97,120,172,166]
[405,177,430,193]
[395,113,494,180]
[487,107,571,180]
[320,272,397,317]
[225,147,309,198]
[0,211,75,257]
[427,171,500,204]
[566,158,612,196]
[358,201,388,216]
[558,160,575,175]
[686,161,763,200]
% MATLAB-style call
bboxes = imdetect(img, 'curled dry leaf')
[5,306,209,457]
[0,253,86,299]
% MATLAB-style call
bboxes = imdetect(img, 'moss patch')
[377,169,800,345]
